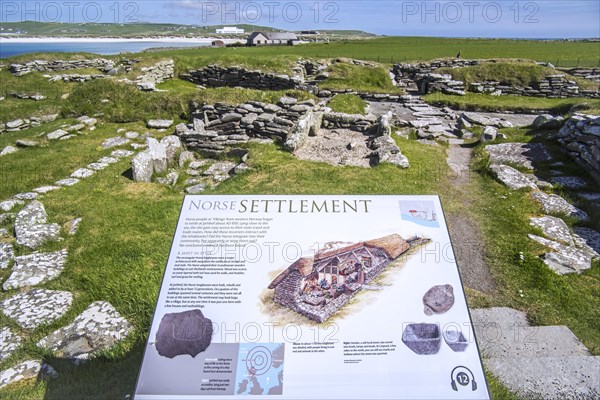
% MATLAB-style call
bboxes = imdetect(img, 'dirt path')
[446,139,497,294]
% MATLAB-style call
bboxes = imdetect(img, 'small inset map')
[235,343,285,395]
[399,200,440,228]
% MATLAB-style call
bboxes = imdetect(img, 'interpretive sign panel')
[135,195,490,399]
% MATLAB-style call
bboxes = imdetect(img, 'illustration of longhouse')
[268,234,419,323]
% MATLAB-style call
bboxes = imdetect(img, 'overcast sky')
[2,1,599,38]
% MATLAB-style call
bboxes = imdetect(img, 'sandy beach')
[0,36,244,44]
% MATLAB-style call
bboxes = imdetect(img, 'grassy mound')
[424,92,600,115]
[327,93,367,114]
[319,63,401,94]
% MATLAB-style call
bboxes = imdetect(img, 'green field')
[140,37,600,68]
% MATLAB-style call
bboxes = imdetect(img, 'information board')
[135,195,490,399]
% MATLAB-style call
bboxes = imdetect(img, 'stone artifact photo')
[155,310,213,358]
[268,233,429,323]
[422,284,455,315]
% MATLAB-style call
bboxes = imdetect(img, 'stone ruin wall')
[392,59,600,99]
[557,115,600,181]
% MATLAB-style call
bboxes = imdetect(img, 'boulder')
[132,151,154,183]
[16,139,39,148]
[147,138,168,173]
[532,114,564,129]
[481,126,498,142]
[0,146,18,156]
[160,135,182,165]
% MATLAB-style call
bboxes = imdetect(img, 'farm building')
[247,32,299,46]
[268,234,421,323]
[211,40,225,48]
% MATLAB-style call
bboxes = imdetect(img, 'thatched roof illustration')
[268,257,314,289]
[364,234,410,259]
[268,234,409,288]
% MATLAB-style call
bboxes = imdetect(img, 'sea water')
[0,41,211,58]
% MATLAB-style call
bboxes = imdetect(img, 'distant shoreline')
[0,36,245,44]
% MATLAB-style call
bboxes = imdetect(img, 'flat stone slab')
[13,192,38,200]
[471,308,591,359]
[110,149,134,158]
[0,242,14,269]
[147,119,173,129]
[0,360,57,389]
[97,156,119,165]
[530,191,589,221]
[86,161,110,171]
[0,199,24,212]
[461,112,514,128]
[524,174,553,188]
[47,129,69,140]
[203,161,237,178]
[37,301,131,361]
[550,176,589,189]
[529,234,595,274]
[529,215,574,246]
[0,327,22,361]
[185,184,206,194]
[485,356,599,400]
[33,185,61,194]
[101,136,130,149]
[14,201,61,249]
[2,289,73,329]
[55,178,80,187]
[71,168,94,179]
[490,164,538,190]
[3,249,68,290]
[485,142,552,169]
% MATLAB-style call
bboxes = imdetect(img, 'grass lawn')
[318,63,401,94]
[327,93,367,114]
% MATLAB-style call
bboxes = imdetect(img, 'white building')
[216,27,245,34]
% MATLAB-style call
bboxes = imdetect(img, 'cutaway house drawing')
[268,234,427,323]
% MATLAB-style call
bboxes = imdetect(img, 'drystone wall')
[557,115,600,179]
[9,59,120,76]
[392,60,600,98]
[175,97,318,157]
[180,65,317,93]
